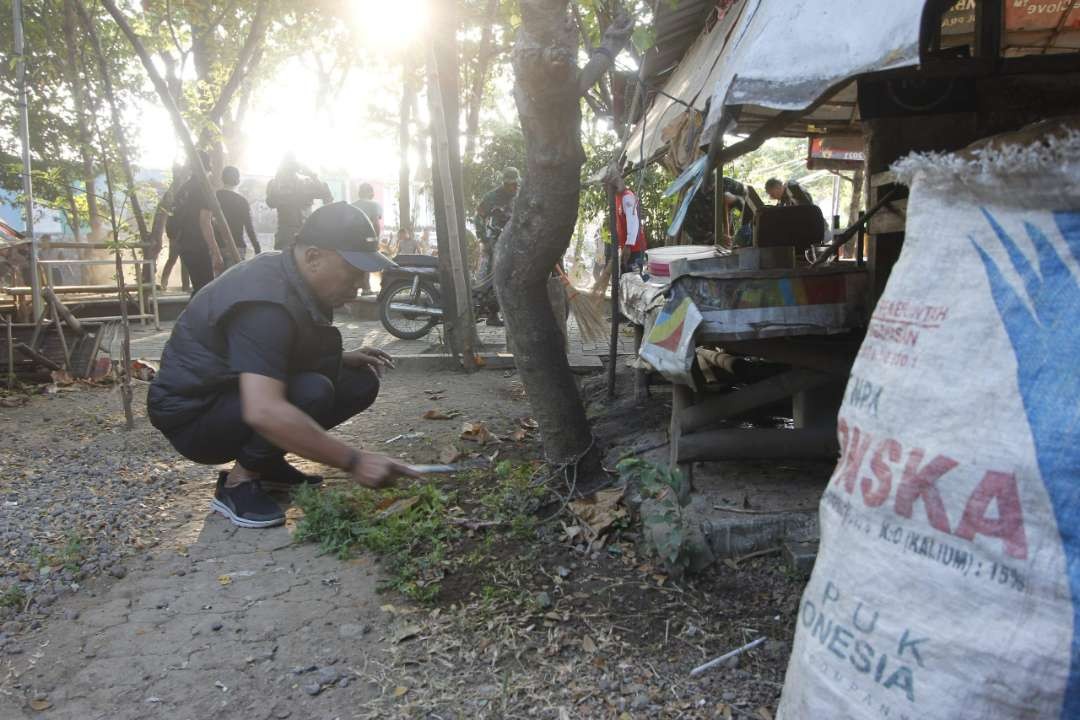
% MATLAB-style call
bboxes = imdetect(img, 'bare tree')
[495,0,632,465]
[463,0,501,165]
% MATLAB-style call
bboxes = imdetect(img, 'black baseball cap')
[295,201,397,272]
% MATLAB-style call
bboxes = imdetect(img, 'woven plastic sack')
[779,119,1080,720]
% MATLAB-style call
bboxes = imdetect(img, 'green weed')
[292,483,458,603]
[0,584,26,609]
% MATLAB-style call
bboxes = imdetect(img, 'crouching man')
[148,202,414,528]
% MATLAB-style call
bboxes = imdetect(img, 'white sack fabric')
[779,119,1080,719]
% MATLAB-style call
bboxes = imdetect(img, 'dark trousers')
[164,365,380,472]
[179,242,214,295]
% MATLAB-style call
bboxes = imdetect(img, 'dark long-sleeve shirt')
[216,188,261,256]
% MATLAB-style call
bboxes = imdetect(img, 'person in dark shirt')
[148,202,413,528]
[171,152,223,294]
[215,166,261,263]
[765,177,814,207]
[266,153,333,249]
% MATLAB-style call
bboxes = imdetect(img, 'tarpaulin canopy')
[702,0,924,139]
[622,1,748,168]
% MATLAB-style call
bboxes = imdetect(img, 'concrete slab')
[683,459,830,559]
[784,540,819,576]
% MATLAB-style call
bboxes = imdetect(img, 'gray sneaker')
[210,472,285,528]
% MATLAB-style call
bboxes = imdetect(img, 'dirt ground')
[0,366,805,719]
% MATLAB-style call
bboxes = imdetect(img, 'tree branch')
[204,0,270,127]
[577,8,633,97]
[73,0,150,245]
[97,0,242,265]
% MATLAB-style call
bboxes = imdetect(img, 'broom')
[555,265,609,344]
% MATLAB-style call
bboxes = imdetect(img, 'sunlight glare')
[351,0,429,51]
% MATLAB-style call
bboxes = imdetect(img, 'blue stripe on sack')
[973,209,1080,718]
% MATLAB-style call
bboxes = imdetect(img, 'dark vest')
[147,251,342,432]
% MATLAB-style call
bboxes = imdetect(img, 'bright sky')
[137,0,432,181]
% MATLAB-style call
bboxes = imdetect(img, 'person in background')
[351,183,382,294]
[351,183,383,234]
[215,166,261,264]
[396,227,419,255]
[160,161,191,291]
[765,177,814,207]
[605,173,647,272]
[419,227,432,255]
[474,167,519,268]
[172,151,223,294]
[266,154,333,250]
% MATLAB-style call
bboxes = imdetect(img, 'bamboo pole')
[101,158,135,430]
[94,0,242,266]
[426,44,478,370]
[5,316,14,388]
[12,0,41,321]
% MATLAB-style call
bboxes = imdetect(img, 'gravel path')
[0,368,538,717]
[0,384,210,640]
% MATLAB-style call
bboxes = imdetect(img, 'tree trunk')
[463,0,499,165]
[848,166,865,227]
[98,0,241,265]
[495,0,631,465]
[398,60,415,231]
[74,0,150,247]
[62,0,100,241]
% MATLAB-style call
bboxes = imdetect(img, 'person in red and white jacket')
[606,173,647,272]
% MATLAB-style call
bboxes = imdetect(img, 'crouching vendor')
[148,202,415,528]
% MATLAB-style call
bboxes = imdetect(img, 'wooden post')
[5,316,14,388]
[633,324,648,400]
[669,382,695,500]
[101,156,135,430]
[606,190,621,398]
[50,302,71,370]
[426,43,478,370]
[44,287,85,336]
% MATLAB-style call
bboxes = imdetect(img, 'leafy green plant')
[292,483,459,603]
[479,461,547,539]
[617,458,693,576]
[0,585,26,610]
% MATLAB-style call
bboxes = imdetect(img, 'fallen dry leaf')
[422,409,458,420]
[393,623,422,643]
[582,635,597,653]
[30,698,51,711]
[49,369,74,386]
[378,496,421,519]
[568,486,627,538]
[461,421,498,444]
[518,416,539,429]
[439,444,464,464]
[508,428,528,442]
[756,708,774,720]
[393,685,409,698]
[217,574,232,587]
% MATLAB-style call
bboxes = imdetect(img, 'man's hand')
[352,451,418,489]
[344,347,395,377]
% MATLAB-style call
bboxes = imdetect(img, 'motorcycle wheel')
[378,278,442,340]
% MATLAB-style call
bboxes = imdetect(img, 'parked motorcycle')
[377,210,508,340]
